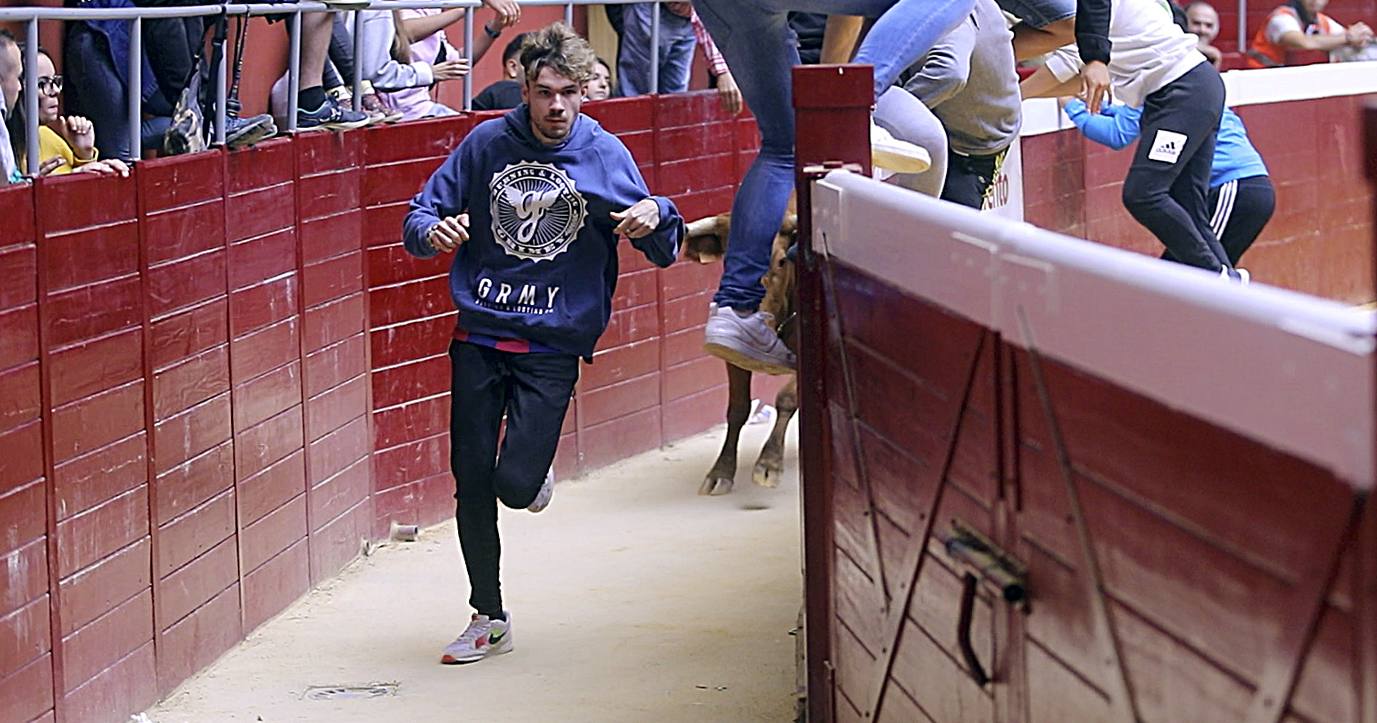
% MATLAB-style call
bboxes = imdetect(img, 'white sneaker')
[870,121,931,174]
[1219,266,1251,285]
[527,468,554,513]
[441,613,513,664]
[703,303,796,375]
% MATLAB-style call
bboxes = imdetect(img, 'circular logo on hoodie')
[489,161,587,262]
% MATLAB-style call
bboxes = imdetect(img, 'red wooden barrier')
[362,116,469,541]
[0,182,52,723]
[0,91,767,722]
[1022,93,1376,304]
[796,67,1377,723]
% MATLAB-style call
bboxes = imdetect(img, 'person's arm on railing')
[355,10,458,92]
[689,8,741,114]
[1061,97,1141,150]
[1276,21,1373,52]
[1019,49,1084,99]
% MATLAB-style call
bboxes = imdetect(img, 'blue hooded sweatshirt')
[1063,100,1269,187]
[403,105,683,358]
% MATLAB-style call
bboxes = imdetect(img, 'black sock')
[298,85,327,111]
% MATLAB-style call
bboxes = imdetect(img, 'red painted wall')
[0,90,765,723]
[1022,93,1376,304]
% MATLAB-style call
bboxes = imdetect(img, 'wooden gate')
[794,67,1377,723]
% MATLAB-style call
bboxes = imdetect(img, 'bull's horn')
[686,216,723,238]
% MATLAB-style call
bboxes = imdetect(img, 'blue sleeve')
[402,139,472,259]
[1067,102,1143,151]
[601,137,682,268]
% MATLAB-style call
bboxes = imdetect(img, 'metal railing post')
[650,1,660,95]
[288,9,302,132]
[129,16,143,159]
[215,20,228,145]
[23,19,39,175]
[352,10,364,112]
[464,8,474,111]
[1238,0,1248,55]
[564,2,573,26]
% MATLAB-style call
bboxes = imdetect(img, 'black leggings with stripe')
[1162,174,1275,267]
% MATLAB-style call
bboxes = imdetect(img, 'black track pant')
[1162,174,1275,267]
[1122,62,1230,272]
[449,341,578,618]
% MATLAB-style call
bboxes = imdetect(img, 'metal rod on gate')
[287,10,302,132]
[215,23,228,146]
[23,19,39,176]
[129,16,143,160]
[353,10,365,111]
[650,1,659,95]
[1238,0,1247,55]
[564,2,573,26]
[464,8,473,111]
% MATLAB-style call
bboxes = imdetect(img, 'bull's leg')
[701,362,753,496]
[753,377,798,487]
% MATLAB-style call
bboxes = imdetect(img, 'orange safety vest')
[1247,6,1344,67]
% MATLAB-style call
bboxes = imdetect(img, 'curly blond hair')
[519,22,596,85]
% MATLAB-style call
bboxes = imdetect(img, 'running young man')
[1022,0,1241,279]
[402,23,683,665]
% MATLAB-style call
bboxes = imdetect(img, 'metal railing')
[0,0,670,177]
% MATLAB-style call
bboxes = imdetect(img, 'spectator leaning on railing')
[379,5,517,120]
[0,30,21,186]
[5,46,130,177]
[1246,0,1375,67]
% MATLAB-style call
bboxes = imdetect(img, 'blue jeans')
[618,4,696,96]
[693,0,974,310]
[66,22,170,160]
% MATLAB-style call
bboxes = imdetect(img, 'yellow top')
[20,125,99,175]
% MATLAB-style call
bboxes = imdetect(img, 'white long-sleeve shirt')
[1043,0,1206,107]
[347,10,435,92]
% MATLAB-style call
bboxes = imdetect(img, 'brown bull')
[683,214,799,496]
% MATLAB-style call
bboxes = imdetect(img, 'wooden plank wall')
[0,91,759,723]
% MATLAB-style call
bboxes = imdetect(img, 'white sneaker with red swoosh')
[441,613,513,664]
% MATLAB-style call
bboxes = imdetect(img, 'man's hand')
[428,214,469,253]
[1347,22,1374,47]
[1080,60,1111,115]
[716,71,743,115]
[482,0,520,25]
[611,199,660,239]
[71,158,131,177]
[36,157,65,176]
[1200,43,1223,67]
[433,59,471,81]
[61,116,97,161]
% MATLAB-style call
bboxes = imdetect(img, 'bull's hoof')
[699,475,736,496]
[752,459,783,488]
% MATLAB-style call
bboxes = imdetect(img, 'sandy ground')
[144,422,803,723]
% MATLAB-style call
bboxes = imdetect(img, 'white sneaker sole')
[441,637,513,665]
[872,144,932,174]
[703,342,795,376]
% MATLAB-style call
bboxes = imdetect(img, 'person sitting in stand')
[472,32,530,111]
[1246,0,1374,67]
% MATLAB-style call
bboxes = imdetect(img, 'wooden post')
[792,63,872,723]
